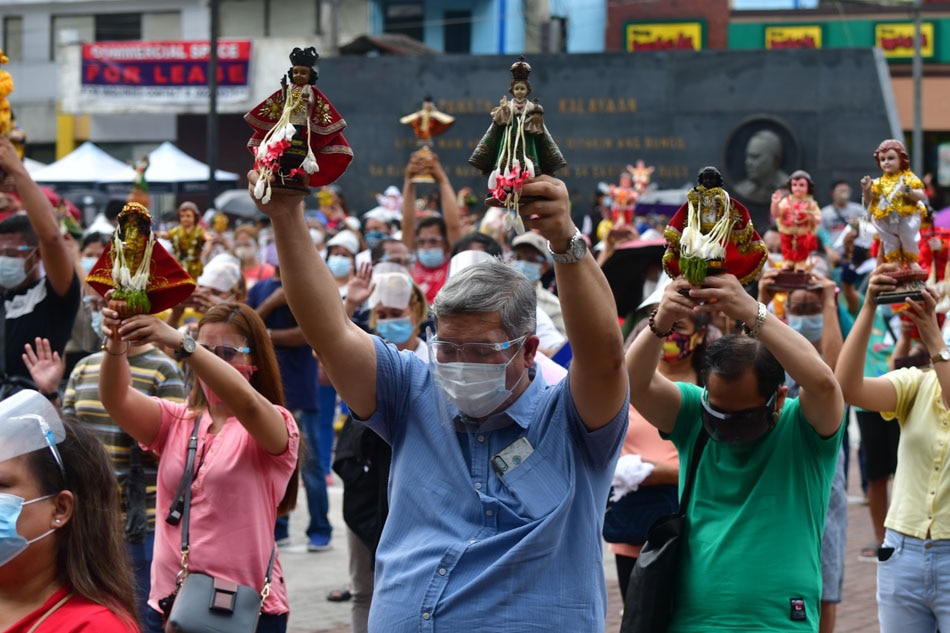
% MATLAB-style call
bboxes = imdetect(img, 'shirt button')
[422,612,431,620]
[486,509,494,516]
[439,568,446,576]
[477,435,485,443]
[475,482,482,490]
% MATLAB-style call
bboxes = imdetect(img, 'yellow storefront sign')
[875,22,935,58]
[625,22,703,52]
[765,25,822,49]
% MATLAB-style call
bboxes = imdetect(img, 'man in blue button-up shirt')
[251,170,629,632]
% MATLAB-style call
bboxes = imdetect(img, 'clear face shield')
[0,390,67,470]
[427,325,530,431]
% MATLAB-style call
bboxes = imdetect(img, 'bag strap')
[171,413,278,598]
[169,415,203,580]
[27,592,74,633]
[677,430,709,514]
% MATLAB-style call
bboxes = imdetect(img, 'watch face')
[571,234,587,259]
[182,336,196,354]
[942,349,950,362]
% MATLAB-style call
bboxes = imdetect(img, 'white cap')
[343,216,361,233]
[0,390,65,463]
[326,230,360,256]
[510,231,550,262]
[197,253,242,293]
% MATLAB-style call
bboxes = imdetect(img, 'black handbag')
[603,484,678,545]
[162,416,276,633]
[619,431,709,633]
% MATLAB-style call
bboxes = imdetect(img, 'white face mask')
[433,353,526,419]
[0,256,29,289]
[234,244,257,261]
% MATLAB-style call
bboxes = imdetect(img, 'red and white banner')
[80,40,252,104]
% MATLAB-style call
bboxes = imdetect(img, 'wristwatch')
[931,347,950,364]
[547,229,587,264]
[176,334,197,360]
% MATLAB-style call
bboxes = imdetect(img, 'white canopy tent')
[30,142,137,190]
[99,142,240,194]
[23,157,47,175]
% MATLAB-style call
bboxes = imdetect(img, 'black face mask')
[700,388,778,447]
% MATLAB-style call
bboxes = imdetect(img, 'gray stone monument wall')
[279,48,900,231]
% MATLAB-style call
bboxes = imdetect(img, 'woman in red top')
[0,391,139,632]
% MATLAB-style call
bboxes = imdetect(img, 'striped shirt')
[63,348,186,530]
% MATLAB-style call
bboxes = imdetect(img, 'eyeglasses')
[430,335,527,363]
[199,343,250,362]
[0,245,35,259]
[417,237,445,248]
[700,388,777,444]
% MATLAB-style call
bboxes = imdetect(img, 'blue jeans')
[297,408,332,538]
[877,528,950,632]
[127,530,155,628]
[144,607,287,633]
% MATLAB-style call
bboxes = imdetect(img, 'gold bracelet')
[648,308,675,338]
[743,302,768,338]
[101,339,130,356]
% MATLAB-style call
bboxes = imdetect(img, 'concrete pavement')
[281,445,881,633]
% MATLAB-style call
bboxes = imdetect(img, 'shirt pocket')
[498,449,572,520]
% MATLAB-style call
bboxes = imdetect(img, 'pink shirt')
[145,399,299,615]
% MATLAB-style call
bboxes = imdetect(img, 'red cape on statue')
[245,85,353,187]
[662,196,768,285]
[85,240,196,314]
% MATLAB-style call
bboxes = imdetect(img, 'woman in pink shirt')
[98,302,299,633]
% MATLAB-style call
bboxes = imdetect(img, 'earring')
[54,519,61,524]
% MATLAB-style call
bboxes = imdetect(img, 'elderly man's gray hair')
[432,258,537,338]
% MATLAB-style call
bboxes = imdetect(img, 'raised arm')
[0,137,75,297]
[690,274,843,438]
[400,154,424,251]
[248,173,377,419]
[98,323,166,447]
[519,176,627,430]
[835,263,901,412]
[428,153,463,247]
[625,277,695,433]
[101,310,290,453]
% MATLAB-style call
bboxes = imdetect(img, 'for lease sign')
[80,40,252,103]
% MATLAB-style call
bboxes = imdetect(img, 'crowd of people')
[1,127,949,633]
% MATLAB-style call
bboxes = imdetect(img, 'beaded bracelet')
[743,302,768,338]
[648,308,675,338]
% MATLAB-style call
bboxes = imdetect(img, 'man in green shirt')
[626,273,844,632]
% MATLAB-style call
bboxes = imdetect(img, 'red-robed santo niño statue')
[245,46,353,203]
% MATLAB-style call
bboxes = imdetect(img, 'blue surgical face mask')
[510,260,542,284]
[0,256,28,289]
[0,492,58,567]
[80,256,98,274]
[786,314,823,343]
[90,309,104,337]
[326,254,353,278]
[376,316,414,344]
[364,231,388,249]
[417,247,446,269]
